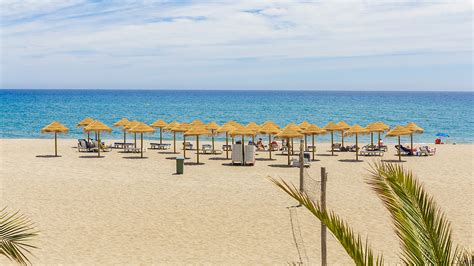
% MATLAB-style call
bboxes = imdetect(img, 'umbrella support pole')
[54,132,58,157]
[268,134,272,160]
[410,134,413,156]
[226,133,229,159]
[123,131,127,150]
[140,133,144,158]
[304,135,308,151]
[331,132,334,156]
[398,136,401,162]
[242,136,245,166]
[287,138,290,166]
[160,128,163,145]
[97,131,101,157]
[211,131,215,153]
[134,133,137,148]
[378,132,381,146]
[371,132,374,146]
[355,134,359,161]
[197,136,200,164]
[291,138,294,155]
[173,132,176,154]
[183,135,186,159]
[341,132,344,148]
[312,134,315,161]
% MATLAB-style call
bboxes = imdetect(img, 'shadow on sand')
[122,156,149,159]
[382,159,405,163]
[268,164,293,168]
[78,155,104,159]
[184,162,205,166]
[338,159,364,163]
[36,155,61,158]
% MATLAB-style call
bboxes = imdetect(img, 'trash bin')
[176,156,184,174]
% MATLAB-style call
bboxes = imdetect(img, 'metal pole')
[211,130,215,152]
[123,131,126,150]
[410,133,413,155]
[371,132,374,146]
[398,136,401,162]
[134,133,137,148]
[242,135,245,166]
[341,130,344,147]
[299,140,304,192]
[321,167,327,266]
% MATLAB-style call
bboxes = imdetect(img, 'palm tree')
[271,162,472,265]
[0,208,38,265]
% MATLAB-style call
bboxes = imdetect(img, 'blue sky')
[0,0,472,91]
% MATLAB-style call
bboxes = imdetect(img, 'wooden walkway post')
[321,167,327,266]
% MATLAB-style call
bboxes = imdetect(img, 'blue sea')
[1,89,473,143]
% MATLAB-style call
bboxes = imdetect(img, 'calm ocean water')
[1,89,473,143]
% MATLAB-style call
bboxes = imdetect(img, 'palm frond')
[0,207,39,265]
[455,248,473,266]
[367,162,456,265]
[270,178,384,266]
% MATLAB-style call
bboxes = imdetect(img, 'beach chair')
[202,144,212,154]
[150,142,160,149]
[94,141,111,152]
[395,145,411,156]
[419,146,436,156]
[78,139,92,152]
[291,153,310,167]
[183,142,193,150]
[332,143,342,151]
[270,143,279,151]
[222,144,232,151]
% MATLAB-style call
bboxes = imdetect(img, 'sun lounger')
[419,146,436,156]
[270,143,279,151]
[202,144,212,154]
[291,153,310,167]
[222,144,232,151]
[78,139,94,152]
[332,143,342,151]
[124,146,142,153]
[183,142,193,150]
[395,145,412,156]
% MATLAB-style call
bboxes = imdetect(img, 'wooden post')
[355,133,359,161]
[242,135,245,166]
[97,131,101,157]
[410,133,413,155]
[197,135,200,164]
[287,138,290,166]
[140,133,144,158]
[268,134,272,160]
[134,133,137,148]
[378,132,381,146]
[291,138,294,155]
[160,127,163,144]
[226,132,229,159]
[331,132,334,156]
[211,130,215,153]
[370,132,374,146]
[54,132,58,157]
[183,135,187,158]
[304,135,308,151]
[398,136,401,162]
[123,131,126,150]
[312,134,315,161]
[299,140,304,192]
[321,167,327,266]
[341,130,345,147]
[173,132,176,154]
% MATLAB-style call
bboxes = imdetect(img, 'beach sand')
[0,138,472,264]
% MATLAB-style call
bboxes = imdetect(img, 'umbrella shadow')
[255,158,276,161]
[159,151,179,154]
[78,155,105,159]
[338,159,364,163]
[221,163,255,167]
[123,156,149,159]
[268,164,293,168]
[209,157,230,161]
[184,162,205,166]
[36,155,61,158]
[316,153,337,157]
[382,159,406,163]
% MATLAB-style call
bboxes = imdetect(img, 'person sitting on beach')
[256,138,265,150]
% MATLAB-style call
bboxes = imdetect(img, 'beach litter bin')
[176,156,184,174]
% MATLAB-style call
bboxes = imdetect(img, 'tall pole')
[304,135,308,151]
[312,134,315,161]
[97,131,101,157]
[341,130,345,147]
[320,167,327,266]
[226,132,229,159]
[173,132,176,154]
[242,135,245,166]
[291,138,294,155]
[299,140,304,192]
[183,135,187,158]
[331,132,334,156]
[378,132,381,146]
[268,133,272,160]
[371,132,374,146]
[140,133,144,158]
[355,133,359,161]
[123,131,126,150]
[398,136,401,162]
[160,128,163,144]
[134,133,137,148]
[410,133,413,155]
[197,135,200,164]
[287,137,290,166]
[211,130,215,152]
[54,132,58,157]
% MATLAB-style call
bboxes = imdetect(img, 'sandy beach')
[0,138,472,264]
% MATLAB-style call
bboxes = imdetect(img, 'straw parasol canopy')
[217,123,236,159]
[261,120,280,129]
[344,124,370,161]
[337,121,351,148]
[190,119,205,127]
[366,122,387,146]
[277,128,304,166]
[206,121,220,153]
[114,118,130,148]
[386,125,413,162]
[123,120,141,147]
[164,120,179,131]
[128,122,155,158]
[299,121,311,130]
[226,120,240,127]
[184,125,210,164]
[246,122,261,142]
[302,124,326,161]
[41,121,69,157]
[150,119,168,144]
[324,122,345,156]
[172,123,191,157]
[405,122,424,153]
[259,124,280,160]
[76,117,94,128]
[284,123,302,131]
[230,125,257,166]
[84,120,112,157]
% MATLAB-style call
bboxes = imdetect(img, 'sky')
[0,0,472,91]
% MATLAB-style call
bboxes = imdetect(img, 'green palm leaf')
[270,178,384,266]
[367,162,460,265]
[0,207,38,265]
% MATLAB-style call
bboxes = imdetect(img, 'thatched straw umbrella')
[190,119,205,127]
[41,121,69,157]
[164,121,179,153]
[150,119,168,144]
[299,121,311,150]
[124,121,140,148]
[217,123,236,159]
[337,121,351,147]
[323,122,345,155]
[77,117,94,140]
[129,122,155,158]
[172,123,191,158]
[283,123,302,154]
[302,124,326,161]
[386,125,412,162]
[246,122,261,142]
[114,118,129,148]
[344,124,370,161]
[259,124,280,160]
[366,122,387,147]
[230,125,256,166]
[405,122,424,153]
[206,121,220,152]
[84,120,112,157]
[184,125,210,164]
[276,127,303,166]
[261,120,280,129]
